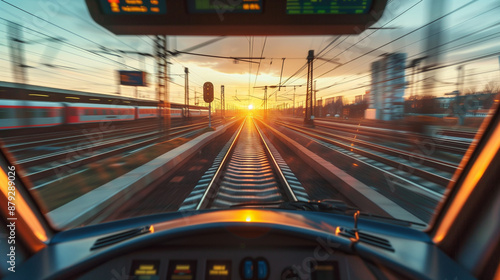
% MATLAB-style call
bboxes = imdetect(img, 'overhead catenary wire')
[284,0,494,103]
[253,36,268,88]
[281,0,425,88]
[0,18,142,71]
[315,0,480,80]
[316,17,500,94]
[317,51,500,101]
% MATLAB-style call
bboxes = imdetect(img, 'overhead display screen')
[188,0,263,13]
[286,0,373,14]
[99,0,166,14]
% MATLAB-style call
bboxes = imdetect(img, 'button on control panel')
[240,257,269,280]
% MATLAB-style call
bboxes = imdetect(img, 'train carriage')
[136,106,159,119]
[65,103,135,124]
[188,108,209,117]
[170,107,183,118]
[0,99,64,129]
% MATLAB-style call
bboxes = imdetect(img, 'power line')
[50,5,154,66]
[0,21,129,69]
[0,17,141,71]
[317,22,500,95]
[318,51,500,100]
[316,0,479,80]
[2,1,111,51]
[253,36,268,88]
[310,1,494,97]
[0,29,128,80]
[317,17,500,95]
[316,0,424,70]
[281,0,424,87]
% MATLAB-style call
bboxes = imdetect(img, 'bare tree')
[483,81,500,94]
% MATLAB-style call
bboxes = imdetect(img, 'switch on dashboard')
[240,257,269,280]
[206,260,231,280]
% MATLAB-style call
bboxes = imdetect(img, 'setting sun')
[248,104,254,110]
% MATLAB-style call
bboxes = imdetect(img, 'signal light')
[203,82,214,103]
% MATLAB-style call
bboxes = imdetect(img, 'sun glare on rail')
[248,104,254,110]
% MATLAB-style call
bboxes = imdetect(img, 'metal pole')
[456,65,465,94]
[264,86,268,118]
[293,86,296,117]
[194,88,198,105]
[7,21,28,84]
[165,37,171,136]
[116,71,121,95]
[305,50,314,125]
[155,35,169,139]
[423,0,445,96]
[314,80,317,117]
[185,67,189,118]
[209,103,212,128]
[221,85,225,117]
[456,65,465,125]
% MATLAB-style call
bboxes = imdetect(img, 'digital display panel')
[287,0,372,14]
[129,260,161,280]
[99,0,166,15]
[205,260,231,280]
[119,71,148,86]
[167,260,197,280]
[188,0,263,13]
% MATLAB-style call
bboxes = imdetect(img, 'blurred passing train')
[0,82,209,129]
[0,100,209,129]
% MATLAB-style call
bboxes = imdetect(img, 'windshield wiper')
[230,199,426,227]
[358,213,427,227]
[278,200,356,212]
[230,199,356,213]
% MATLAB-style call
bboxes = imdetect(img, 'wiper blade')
[229,200,426,227]
[229,201,283,208]
[359,213,427,227]
[278,200,356,213]
[230,199,356,213]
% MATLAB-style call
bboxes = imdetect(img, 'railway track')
[287,118,471,155]
[273,119,445,220]
[5,123,161,156]
[276,120,459,186]
[436,129,477,139]
[7,119,222,185]
[179,117,309,210]
[0,118,209,149]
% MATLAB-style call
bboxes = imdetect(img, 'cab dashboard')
[4,209,476,280]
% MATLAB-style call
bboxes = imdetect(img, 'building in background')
[366,53,407,121]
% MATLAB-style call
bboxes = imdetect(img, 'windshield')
[0,0,499,230]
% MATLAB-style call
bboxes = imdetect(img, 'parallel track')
[7,119,222,184]
[273,120,445,221]
[276,120,458,187]
[295,118,471,154]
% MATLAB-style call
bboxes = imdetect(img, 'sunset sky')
[0,0,499,110]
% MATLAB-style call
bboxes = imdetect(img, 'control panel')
[76,247,380,280]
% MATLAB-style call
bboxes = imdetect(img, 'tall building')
[367,53,407,120]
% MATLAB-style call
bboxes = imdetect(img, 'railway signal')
[204,82,214,128]
[203,82,214,103]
